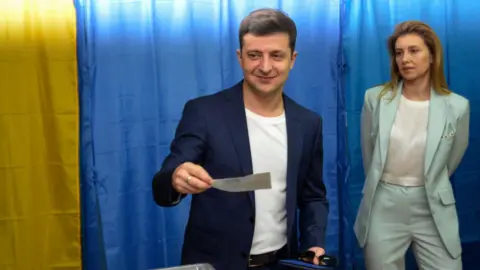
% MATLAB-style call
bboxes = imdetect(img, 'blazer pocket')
[185,226,220,256]
[441,121,457,140]
[439,190,456,205]
[441,130,456,140]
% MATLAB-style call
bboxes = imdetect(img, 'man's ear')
[236,49,242,63]
[290,51,298,70]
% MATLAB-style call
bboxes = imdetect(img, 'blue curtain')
[76,0,343,269]
[343,0,480,269]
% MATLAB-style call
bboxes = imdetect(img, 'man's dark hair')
[239,8,297,53]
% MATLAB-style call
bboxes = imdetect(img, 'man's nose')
[259,57,273,73]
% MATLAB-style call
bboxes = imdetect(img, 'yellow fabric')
[0,1,81,269]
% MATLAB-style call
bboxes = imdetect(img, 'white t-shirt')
[245,108,288,255]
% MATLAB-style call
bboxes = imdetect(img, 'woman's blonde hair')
[380,20,451,99]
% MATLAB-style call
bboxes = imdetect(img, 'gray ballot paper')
[211,172,271,192]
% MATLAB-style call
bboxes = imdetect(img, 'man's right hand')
[172,162,213,194]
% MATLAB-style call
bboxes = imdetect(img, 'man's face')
[237,33,297,96]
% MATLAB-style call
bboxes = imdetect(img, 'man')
[152,8,329,270]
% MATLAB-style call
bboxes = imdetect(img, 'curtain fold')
[0,1,81,269]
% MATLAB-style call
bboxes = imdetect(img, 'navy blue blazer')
[152,81,329,270]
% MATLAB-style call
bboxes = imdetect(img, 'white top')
[245,108,288,255]
[381,95,429,186]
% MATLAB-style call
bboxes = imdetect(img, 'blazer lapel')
[424,90,446,174]
[379,83,402,168]
[220,82,254,207]
[378,82,446,175]
[220,83,305,216]
[284,96,303,235]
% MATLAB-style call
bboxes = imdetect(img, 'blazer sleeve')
[152,100,208,207]
[447,101,470,176]
[298,116,329,250]
[360,91,374,177]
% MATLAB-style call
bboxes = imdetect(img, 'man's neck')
[403,75,431,101]
[243,83,284,117]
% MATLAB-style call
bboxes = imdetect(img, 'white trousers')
[364,181,462,270]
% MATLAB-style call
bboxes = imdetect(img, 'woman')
[354,21,470,270]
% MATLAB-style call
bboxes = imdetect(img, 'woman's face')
[395,34,432,82]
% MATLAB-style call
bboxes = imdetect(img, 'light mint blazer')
[353,81,470,259]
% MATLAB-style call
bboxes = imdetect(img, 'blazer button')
[249,216,255,223]
[241,252,247,258]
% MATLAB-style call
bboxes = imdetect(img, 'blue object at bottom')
[278,259,336,270]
